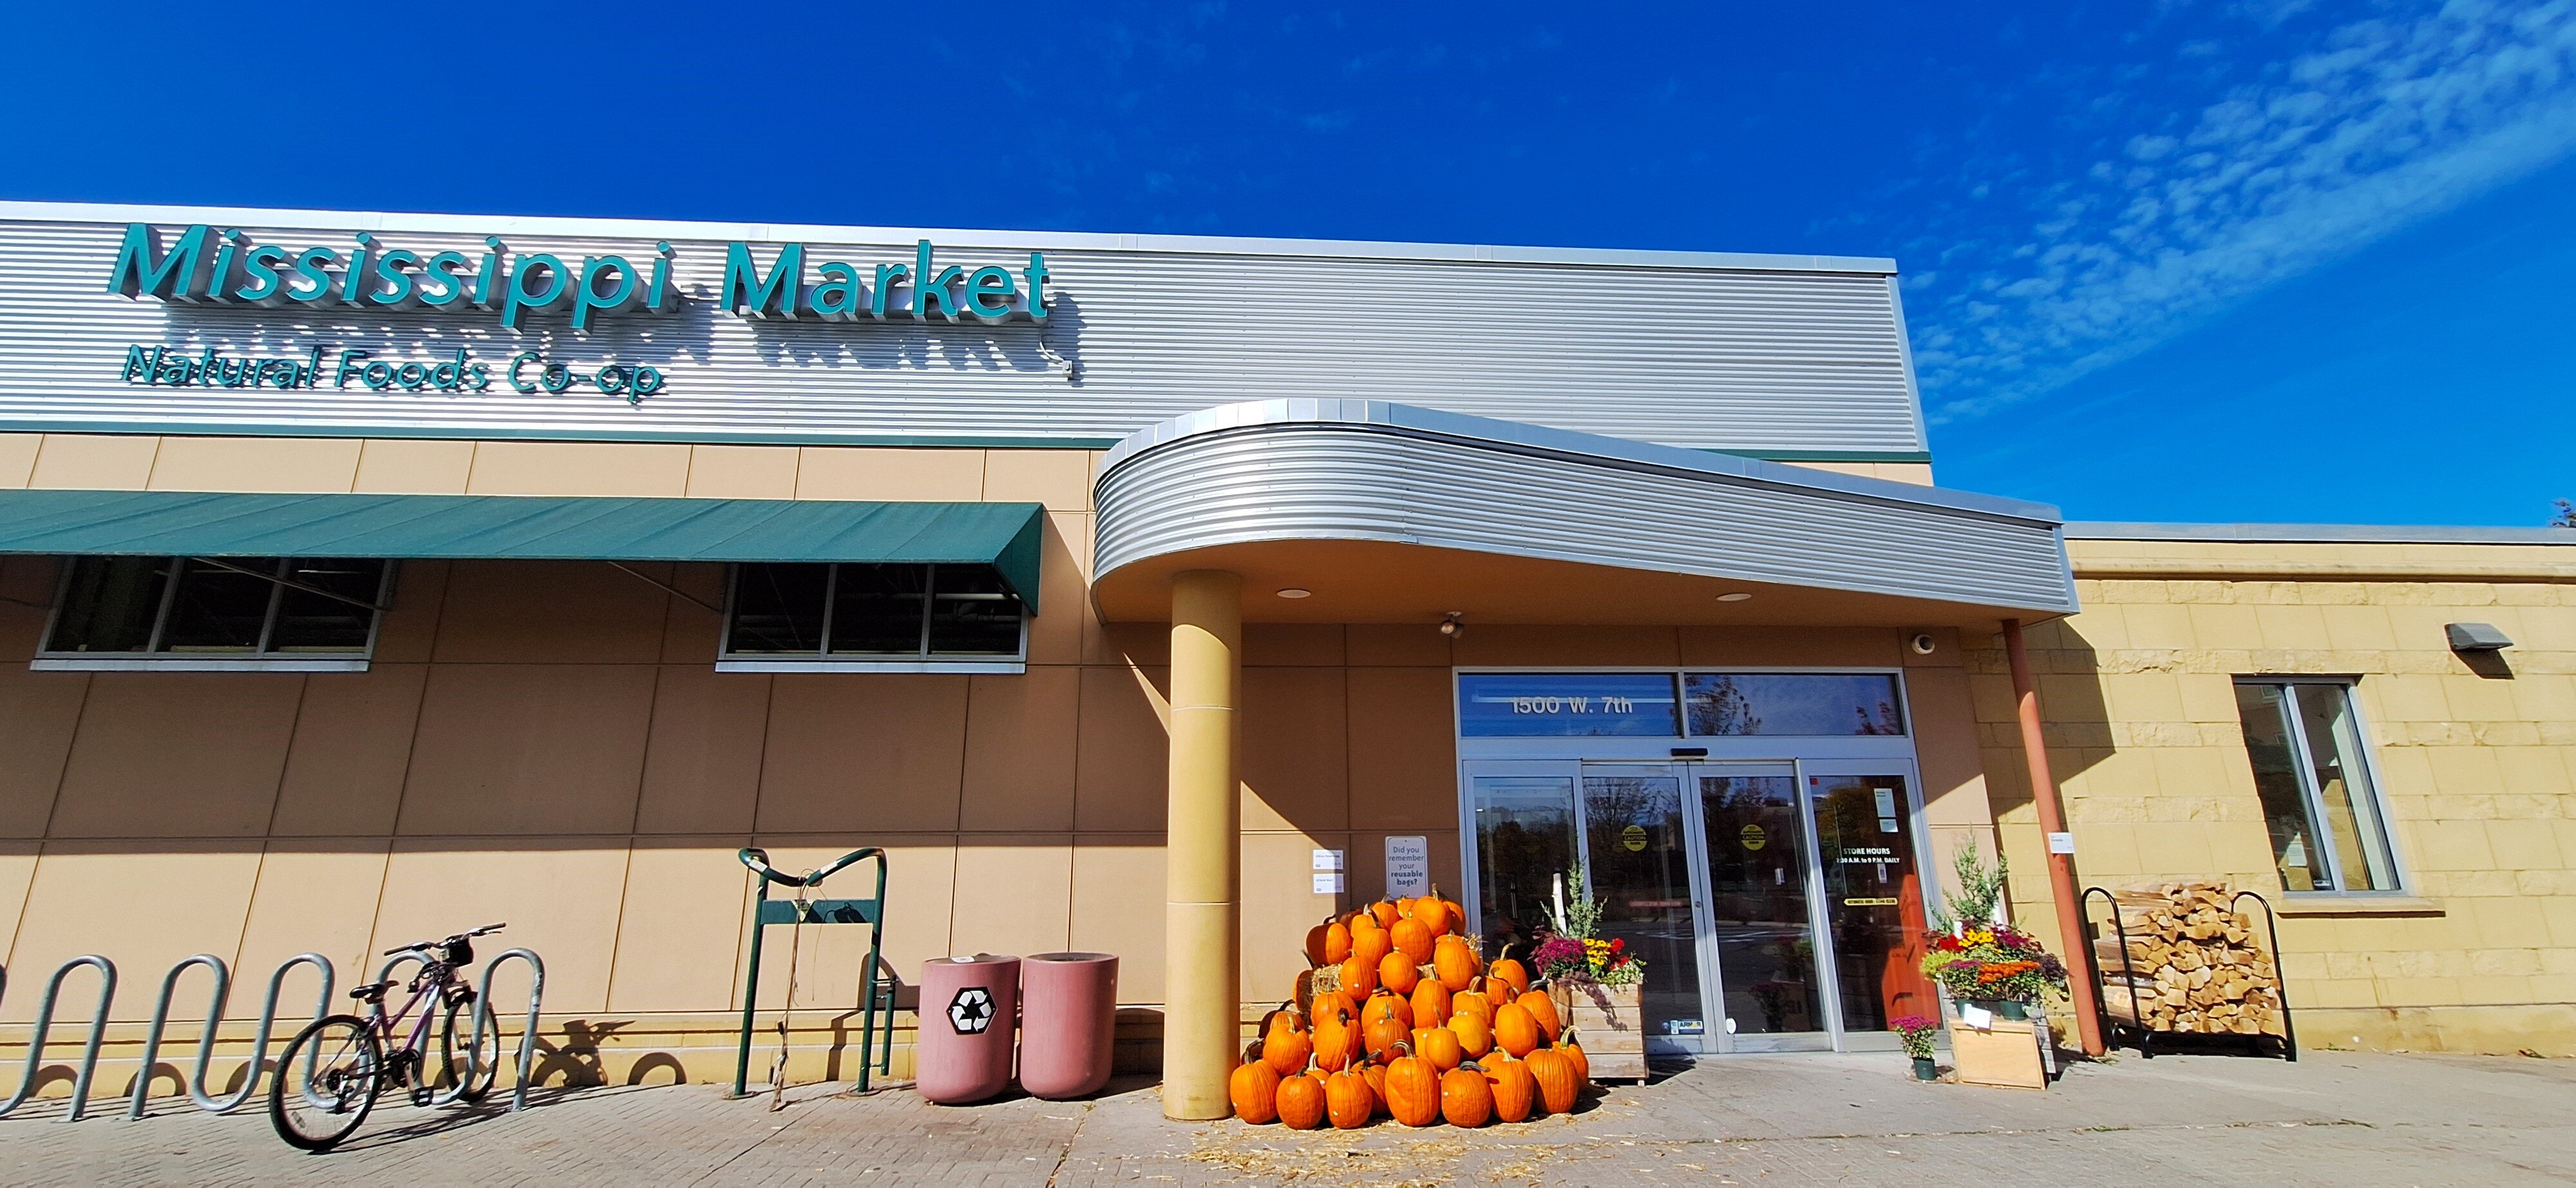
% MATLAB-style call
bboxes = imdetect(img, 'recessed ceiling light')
[1276,588,1312,599]
[1716,591,1754,602]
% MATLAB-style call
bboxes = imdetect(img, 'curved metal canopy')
[1092,399,2077,627]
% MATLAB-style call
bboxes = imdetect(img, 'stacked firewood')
[2093,881,2280,1036]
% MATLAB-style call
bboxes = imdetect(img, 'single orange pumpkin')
[1361,1063,1390,1117]
[1324,1067,1374,1129]
[1408,890,1453,937]
[1450,1009,1493,1060]
[1369,899,1403,930]
[1262,1006,1312,1076]
[1381,1044,1442,1127]
[1276,1070,1327,1129]
[1363,1013,1409,1060]
[1524,1048,1578,1115]
[1488,955,1531,997]
[1439,1065,1492,1127]
[1312,1011,1361,1072]
[1450,990,1492,1022]
[1390,917,1434,966]
[1410,1026,1464,1072]
[1482,1055,1536,1123]
[1517,988,1562,1043]
[1378,950,1420,995]
[1337,953,1378,999]
[1492,1002,1540,1058]
[1410,978,1450,1029]
[1432,935,1480,992]
[1230,1055,1280,1124]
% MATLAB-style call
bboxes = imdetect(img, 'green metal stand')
[732,847,893,1097]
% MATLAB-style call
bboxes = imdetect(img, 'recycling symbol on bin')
[947,986,996,1035]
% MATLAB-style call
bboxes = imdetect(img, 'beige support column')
[1163,569,1242,1120]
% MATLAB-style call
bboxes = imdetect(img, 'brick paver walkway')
[5,1050,2571,1185]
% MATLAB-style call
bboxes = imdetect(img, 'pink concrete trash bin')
[917,953,1019,1105]
[1018,952,1119,1100]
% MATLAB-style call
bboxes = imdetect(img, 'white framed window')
[35,556,393,672]
[2233,678,2403,895]
[716,562,1027,673]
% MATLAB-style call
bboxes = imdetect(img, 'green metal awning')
[0,490,1048,610]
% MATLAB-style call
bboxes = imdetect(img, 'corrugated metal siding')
[0,213,1925,454]
[1095,423,2076,613]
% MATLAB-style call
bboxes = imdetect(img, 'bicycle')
[268,924,508,1151]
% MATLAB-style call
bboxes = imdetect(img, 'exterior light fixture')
[2445,622,2513,651]
[1275,588,1311,599]
[1716,591,1753,602]
[1439,611,1464,637]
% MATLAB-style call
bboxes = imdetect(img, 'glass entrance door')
[1806,772,1939,1034]
[1696,766,1829,1049]
[1578,767,1703,1044]
[1465,757,1929,1055]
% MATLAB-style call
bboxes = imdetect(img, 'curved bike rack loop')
[463,948,545,1113]
[0,955,118,1122]
[126,952,335,1119]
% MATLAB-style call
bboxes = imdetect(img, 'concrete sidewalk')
[4,1049,2571,1185]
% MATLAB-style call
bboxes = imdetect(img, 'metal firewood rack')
[2082,886,2297,1060]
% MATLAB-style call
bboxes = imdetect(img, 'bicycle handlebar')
[381,923,507,957]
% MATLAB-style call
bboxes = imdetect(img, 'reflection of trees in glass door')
[1468,774,1577,961]
[1698,772,1823,1040]
[1808,774,1937,1031]
[1580,771,1703,1042]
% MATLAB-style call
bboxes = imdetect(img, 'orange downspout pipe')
[2002,617,2105,1057]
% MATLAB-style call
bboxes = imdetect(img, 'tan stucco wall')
[0,434,1993,1096]
[1971,537,2576,1056]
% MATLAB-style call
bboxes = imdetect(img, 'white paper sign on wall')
[1385,836,1430,899]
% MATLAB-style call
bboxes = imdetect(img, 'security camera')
[1909,632,1937,655]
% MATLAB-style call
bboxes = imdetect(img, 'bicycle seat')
[349,980,396,1000]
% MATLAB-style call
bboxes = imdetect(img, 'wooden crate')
[1949,1019,2046,1090]
[1551,981,1647,1081]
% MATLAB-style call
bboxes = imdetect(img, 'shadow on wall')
[1971,619,2116,901]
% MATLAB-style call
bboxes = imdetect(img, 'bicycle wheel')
[438,993,504,1104]
[269,1014,384,1152]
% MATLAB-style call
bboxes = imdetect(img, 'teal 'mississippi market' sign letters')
[104,224,1050,331]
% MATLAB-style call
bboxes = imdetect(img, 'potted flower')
[1921,925,2068,1020]
[1920,845,2064,1089]
[1892,1015,1939,1081]
[1919,845,2069,1020]
[1537,864,1647,1080]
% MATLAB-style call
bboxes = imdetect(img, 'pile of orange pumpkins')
[1227,890,1591,1129]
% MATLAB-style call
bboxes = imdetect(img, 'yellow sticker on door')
[1739,824,1766,851]
[1620,824,1649,852]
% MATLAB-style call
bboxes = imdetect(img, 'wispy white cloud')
[1915,1,2576,423]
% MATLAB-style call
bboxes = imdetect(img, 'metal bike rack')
[437,948,544,1113]
[126,952,334,1119]
[732,846,893,1097]
[0,955,118,1122]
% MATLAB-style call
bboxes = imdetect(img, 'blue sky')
[3,2,2570,524]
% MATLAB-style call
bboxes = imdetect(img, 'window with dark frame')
[42,557,391,658]
[723,562,1027,661]
[2233,679,2402,894]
